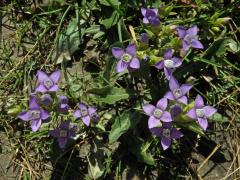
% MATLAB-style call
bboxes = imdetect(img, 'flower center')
[59,130,68,138]
[30,110,40,120]
[121,53,132,63]
[81,109,88,117]
[164,59,174,68]
[43,78,53,89]
[153,108,163,119]
[184,34,194,43]
[196,108,205,118]
[162,128,171,138]
[173,89,182,98]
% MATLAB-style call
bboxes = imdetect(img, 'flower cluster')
[18,70,99,149]
[111,8,217,150]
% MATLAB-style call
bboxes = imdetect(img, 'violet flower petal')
[171,128,183,139]
[187,108,197,119]
[195,95,204,108]
[73,109,82,118]
[37,70,48,83]
[116,60,128,73]
[129,58,140,69]
[126,44,136,56]
[35,84,47,93]
[197,117,208,130]
[31,119,42,132]
[143,104,155,116]
[164,49,173,59]
[156,98,168,110]
[40,109,50,120]
[180,84,192,95]
[187,25,198,37]
[148,116,160,129]
[160,111,172,122]
[203,106,217,117]
[29,95,40,110]
[18,111,31,121]
[177,95,188,105]
[164,91,175,100]
[161,136,171,150]
[82,116,91,126]
[169,76,180,91]
[112,47,124,59]
[50,70,61,83]
[191,39,204,49]
[155,61,164,69]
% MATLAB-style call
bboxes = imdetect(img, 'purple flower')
[141,8,160,26]
[155,49,182,80]
[112,44,140,73]
[18,95,50,131]
[58,95,70,113]
[73,103,98,126]
[41,94,53,106]
[49,121,77,149]
[187,95,217,130]
[150,122,183,150]
[177,25,204,51]
[164,76,192,105]
[170,104,182,117]
[140,33,149,43]
[143,97,172,129]
[35,70,61,93]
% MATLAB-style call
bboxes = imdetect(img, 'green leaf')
[128,136,155,165]
[88,157,104,179]
[203,38,240,59]
[54,18,86,64]
[109,111,140,144]
[95,86,130,104]
[208,112,228,123]
[99,0,120,6]
[100,10,119,29]
[178,121,205,136]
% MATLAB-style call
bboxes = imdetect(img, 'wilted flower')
[35,70,61,93]
[112,44,140,73]
[73,103,98,126]
[141,8,160,26]
[58,95,70,113]
[187,95,217,130]
[140,33,149,43]
[143,97,172,129]
[41,94,53,106]
[150,122,183,150]
[177,25,204,51]
[49,121,77,148]
[155,49,182,80]
[164,76,192,105]
[18,95,50,131]
[170,104,182,117]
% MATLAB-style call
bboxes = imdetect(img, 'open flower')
[143,97,172,129]
[18,95,50,131]
[35,70,61,93]
[112,44,140,73]
[73,103,98,126]
[177,25,204,51]
[164,76,192,105]
[155,49,182,80]
[58,95,70,113]
[141,8,160,26]
[49,121,77,149]
[150,122,183,150]
[187,95,217,130]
